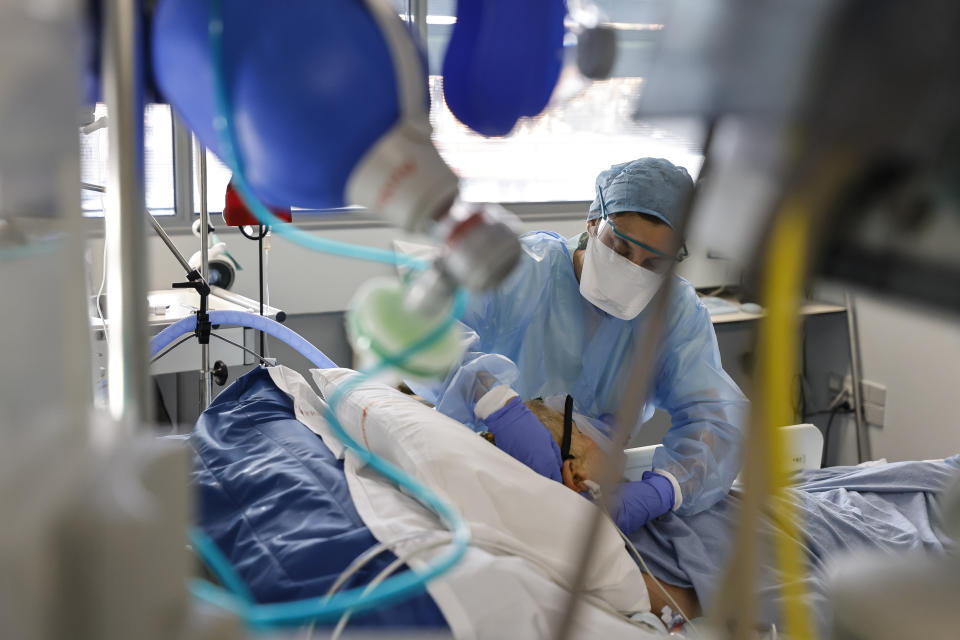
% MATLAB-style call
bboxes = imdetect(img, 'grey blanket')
[630,456,960,632]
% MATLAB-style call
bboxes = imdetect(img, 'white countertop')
[91,286,282,330]
[708,300,846,324]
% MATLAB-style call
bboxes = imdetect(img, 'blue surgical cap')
[587,157,694,229]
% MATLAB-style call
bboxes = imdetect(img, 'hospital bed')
[193,365,659,638]
[189,355,843,638]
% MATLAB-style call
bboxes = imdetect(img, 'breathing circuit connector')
[430,199,522,295]
[403,200,522,318]
[349,200,522,376]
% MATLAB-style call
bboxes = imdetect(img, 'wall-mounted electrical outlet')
[861,380,887,407]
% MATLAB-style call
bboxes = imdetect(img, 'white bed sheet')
[268,366,658,640]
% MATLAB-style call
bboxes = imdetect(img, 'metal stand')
[196,143,213,408]
[239,223,271,360]
[258,226,266,356]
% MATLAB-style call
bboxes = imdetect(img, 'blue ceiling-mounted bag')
[151,0,429,210]
[442,0,566,137]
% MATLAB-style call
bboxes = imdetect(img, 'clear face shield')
[593,184,688,275]
[579,185,687,320]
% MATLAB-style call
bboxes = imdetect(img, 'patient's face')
[524,400,607,493]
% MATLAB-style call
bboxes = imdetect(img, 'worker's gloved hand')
[610,472,676,534]
[476,390,563,483]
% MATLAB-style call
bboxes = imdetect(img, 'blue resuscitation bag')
[191,367,446,628]
[151,0,422,209]
[443,0,566,136]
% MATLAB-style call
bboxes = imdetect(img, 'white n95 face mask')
[579,234,665,320]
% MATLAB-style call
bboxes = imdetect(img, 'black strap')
[561,395,575,461]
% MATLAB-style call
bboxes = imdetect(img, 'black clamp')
[561,395,575,462]
[212,360,229,386]
[172,268,213,346]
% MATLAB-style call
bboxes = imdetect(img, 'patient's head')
[524,399,606,493]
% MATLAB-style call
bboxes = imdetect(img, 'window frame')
[82,106,192,233]
[83,119,588,242]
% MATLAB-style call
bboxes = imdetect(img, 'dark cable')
[807,402,859,468]
[800,324,810,418]
[150,333,195,363]
[805,408,846,418]
[820,407,838,468]
[239,224,269,241]
[210,332,270,366]
[793,373,805,422]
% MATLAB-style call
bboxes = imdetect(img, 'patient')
[523,398,609,493]
[475,389,960,634]
[474,388,663,513]
[525,400,701,618]
[473,384,653,495]
[473,390,703,618]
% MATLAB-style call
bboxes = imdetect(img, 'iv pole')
[195,143,213,408]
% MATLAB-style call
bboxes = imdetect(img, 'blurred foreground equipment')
[642,0,960,314]
[632,2,960,639]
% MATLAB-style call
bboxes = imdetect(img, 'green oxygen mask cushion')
[346,278,465,380]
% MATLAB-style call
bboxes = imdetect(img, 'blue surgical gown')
[411,231,748,515]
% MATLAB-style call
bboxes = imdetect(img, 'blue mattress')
[191,367,447,629]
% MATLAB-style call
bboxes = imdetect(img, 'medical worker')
[411,157,747,522]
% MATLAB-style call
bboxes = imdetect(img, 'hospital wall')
[629,292,960,465]
[850,293,960,462]
[85,211,737,425]
[85,207,740,314]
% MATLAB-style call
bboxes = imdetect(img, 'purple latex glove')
[482,397,563,482]
[611,471,675,534]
